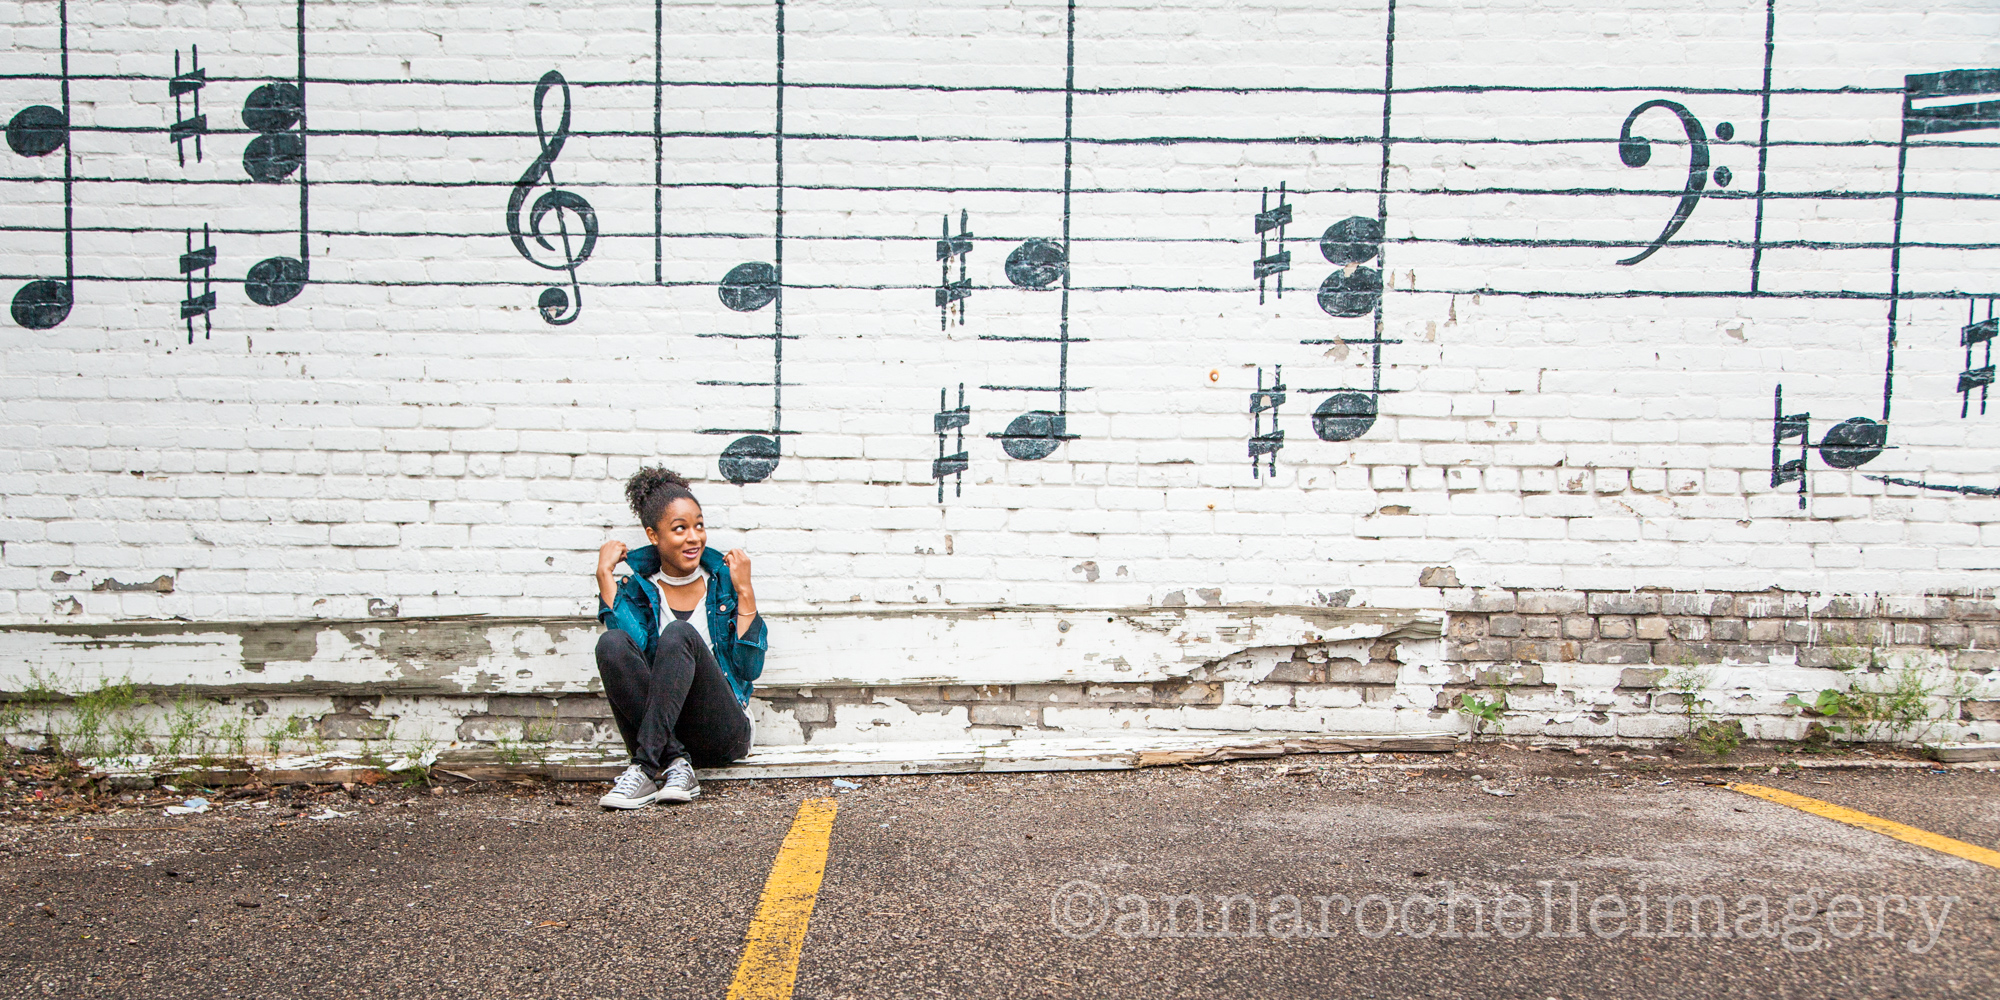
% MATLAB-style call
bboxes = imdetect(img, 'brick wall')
[4,0,2000,748]
[1446,589,2000,671]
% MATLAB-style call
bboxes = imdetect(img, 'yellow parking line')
[726,797,840,1000]
[1726,782,2000,870]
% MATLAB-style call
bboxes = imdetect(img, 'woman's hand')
[724,548,757,635]
[595,540,629,606]
[723,548,753,597]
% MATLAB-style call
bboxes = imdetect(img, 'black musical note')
[1615,100,1733,266]
[180,225,217,343]
[990,239,1075,460]
[718,435,781,485]
[1297,213,1391,442]
[1891,69,2000,433]
[703,4,790,485]
[1960,299,1996,418]
[8,0,73,331]
[1311,391,1379,443]
[1249,366,1285,479]
[169,46,207,166]
[1253,184,1291,304]
[1317,215,1383,318]
[1774,66,2000,507]
[937,211,972,329]
[984,0,1082,467]
[1767,384,1887,509]
[506,70,598,326]
[242,0,309,308]
[718,262,778,313]
[1003,238,1065,289]
[994,411,1066,461]
[932,384,970,502]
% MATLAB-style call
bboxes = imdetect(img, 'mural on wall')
[4,0,1999,505]
[6,0,74,331]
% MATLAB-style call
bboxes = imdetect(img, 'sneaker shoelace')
[664,759,694,786]
[610,765,650,797]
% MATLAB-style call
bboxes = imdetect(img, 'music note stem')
[1883,123,1909,427]
[1373,0,1396,394]
[293,0,308,276]
[771,0,787,440]
[61,0,73,297]
[1057,0,1074,421]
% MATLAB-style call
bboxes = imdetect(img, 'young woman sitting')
[592,467,765,808]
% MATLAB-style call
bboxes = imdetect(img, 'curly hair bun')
[625,466,698,528]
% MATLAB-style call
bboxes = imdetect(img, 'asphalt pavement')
[1,745,1995,999]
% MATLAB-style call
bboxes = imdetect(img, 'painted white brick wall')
[1,0,1998,640]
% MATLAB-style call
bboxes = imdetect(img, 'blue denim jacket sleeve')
[730,613,768,682]
[597,574,657,660]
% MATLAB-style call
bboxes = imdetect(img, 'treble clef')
[506,70,598,325]
[1614,99,1733,267]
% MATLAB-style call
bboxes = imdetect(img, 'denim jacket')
[597,544,768,706]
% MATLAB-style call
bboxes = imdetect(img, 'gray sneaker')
[656,757,700,803]
[598,764,665,809]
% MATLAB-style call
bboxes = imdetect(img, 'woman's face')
[645,498,707,576]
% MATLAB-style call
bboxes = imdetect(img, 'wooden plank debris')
[90,732,1461,786]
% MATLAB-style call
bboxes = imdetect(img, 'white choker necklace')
[656,566,702,587]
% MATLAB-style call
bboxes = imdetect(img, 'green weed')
[1664,667,1740,759]
[1690,718,1744,757]
[60,678,139,758]
[1785,664,1948,744]
[264,714,312,757]
[0,667,66,736]
[1457,692,1506,741]
[163,694,212,757]
[215,718,250,759]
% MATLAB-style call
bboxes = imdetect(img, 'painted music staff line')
[7,0,75,331]
[702,0,791,485]
[4,59,1995,312]
[8,48,2000,308]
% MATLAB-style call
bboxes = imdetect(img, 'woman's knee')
[595,628,640,665]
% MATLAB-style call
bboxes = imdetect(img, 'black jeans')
[595,622,752,777]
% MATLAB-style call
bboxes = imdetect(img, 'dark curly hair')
[625,466,699,530]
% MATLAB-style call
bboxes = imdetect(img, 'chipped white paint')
[0,606,1433,693]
